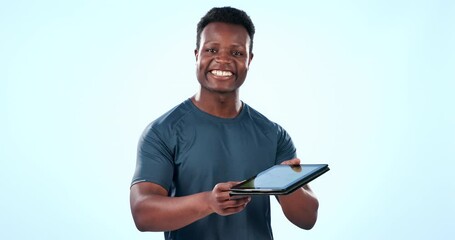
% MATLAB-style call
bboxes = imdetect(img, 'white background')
[1,0,454,239]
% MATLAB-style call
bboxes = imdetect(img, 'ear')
[194,49,199,61]
[247,52,254,67]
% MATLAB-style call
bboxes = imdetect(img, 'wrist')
[199,191,215,216]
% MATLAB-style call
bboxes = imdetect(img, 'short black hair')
[196,7,255,52]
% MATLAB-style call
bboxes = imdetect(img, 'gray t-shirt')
[132,99,296,240]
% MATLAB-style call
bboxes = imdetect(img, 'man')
[130,6,319,240]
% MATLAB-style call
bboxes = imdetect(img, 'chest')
[172,121,277,193]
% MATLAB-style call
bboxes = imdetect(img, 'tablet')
[230,164,329,196]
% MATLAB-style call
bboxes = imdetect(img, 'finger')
[214,191,231,201]
[222,206,246,215]
[281,158,301,165]
[220,197,251,209]
[229,195,250,200]
[225,181,242,189]
[214,182,240,192]
[220,200,250,215]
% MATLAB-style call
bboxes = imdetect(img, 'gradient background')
[1,0,454,239]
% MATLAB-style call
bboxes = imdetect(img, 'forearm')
[277,185,319,229]
[131,191,213,231]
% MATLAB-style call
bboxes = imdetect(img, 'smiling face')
[195,22,253,95]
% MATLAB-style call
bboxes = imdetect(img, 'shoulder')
[243,103,284,133]
[142,99,193,139]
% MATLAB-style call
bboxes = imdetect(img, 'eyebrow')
[202,42,246,49]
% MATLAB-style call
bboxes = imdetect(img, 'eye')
[232,50,243,56]
[206,48,217,53]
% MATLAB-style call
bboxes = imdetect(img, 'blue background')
[1,0,454,239]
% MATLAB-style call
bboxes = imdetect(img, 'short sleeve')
[275,125,297,164]
[131,123,174,192]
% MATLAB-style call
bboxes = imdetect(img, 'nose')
[215,50,232,63]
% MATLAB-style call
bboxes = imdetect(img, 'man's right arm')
[130,181,251,232]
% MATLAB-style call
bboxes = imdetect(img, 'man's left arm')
[277,158,319,230]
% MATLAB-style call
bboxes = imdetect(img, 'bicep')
[130,182,168,212]
[130,182,171,231]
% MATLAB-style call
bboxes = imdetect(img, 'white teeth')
[211,70,233,76]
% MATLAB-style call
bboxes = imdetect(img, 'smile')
[210,70,233,77]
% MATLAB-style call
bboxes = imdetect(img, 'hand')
[281,158,301,166]
[207,182,251,216]
[281,158,302,172]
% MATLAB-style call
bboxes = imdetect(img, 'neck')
[191,90,242,118]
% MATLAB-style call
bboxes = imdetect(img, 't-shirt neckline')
[186,98,247,123]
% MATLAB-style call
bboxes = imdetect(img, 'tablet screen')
[234,164,326,190]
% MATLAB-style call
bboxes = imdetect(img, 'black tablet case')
[230,164,329,196]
